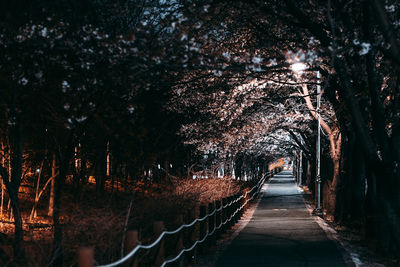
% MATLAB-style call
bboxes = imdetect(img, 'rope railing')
[160,188,259,267]
[91,170,276,267]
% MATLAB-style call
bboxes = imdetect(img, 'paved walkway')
[214,171,347,267]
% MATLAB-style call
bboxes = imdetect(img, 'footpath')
[214,170,347,267]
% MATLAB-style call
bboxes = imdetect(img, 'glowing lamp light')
[291,62,307,73]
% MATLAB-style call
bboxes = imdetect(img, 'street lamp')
[299,139,303,186]
[291,63,322,215]
[291,62,306,184]
[314,70,322,215]
[291,62,307,73]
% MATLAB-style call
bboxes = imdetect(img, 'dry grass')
[172,177,245,204]
[0,176,248,266]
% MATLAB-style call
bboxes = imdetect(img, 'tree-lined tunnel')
[1,0,400,266]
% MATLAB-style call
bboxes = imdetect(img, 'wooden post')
[187,207,198,263]
[239,191,244,218]
[242,189,249,214]
[238,192,243,221]
[231,195,237,225]
[208,202,215,246]
[124,230,139,267]
[215,200,222,238]
[175,215,184,267]
[221,198,227,233]
[153,221,165,266]
[232,195,237,225]
[225,196,230,228]
[234,193,241,224]
[199,205,208,253]
[78,247,94,267]
[227,196,234,228]
[231,195,236,224]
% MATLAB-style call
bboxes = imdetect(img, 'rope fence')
[78,168,281,267]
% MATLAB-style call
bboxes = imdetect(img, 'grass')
[0,175,250,266]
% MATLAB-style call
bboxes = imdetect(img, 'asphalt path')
[214,170,347,267]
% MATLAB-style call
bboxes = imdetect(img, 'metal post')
[313,71,322,215]
[299,149,303,186]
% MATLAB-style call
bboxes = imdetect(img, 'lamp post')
[299,139,303,186]
[291,63,322,214]
[314,70,322,215]
[291,63,306,186]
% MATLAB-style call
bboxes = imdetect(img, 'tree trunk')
[365,165,378,242]
[95,143,106,195]
[306,159,314,191]
[0,140,5,217]
[49,153,68,267]
[366,167,400,256]
[0,166,24,262]
[334,133,366,225]
[77,156,86,202]
[30,159,44,220]
[48,154,56,217]
[1,117,26,262]
[49,134,73,266]
[50,171,65,266]
[0,166,25,263]
[8,186,25,261]
[164,159,169,181]
[349,140,366,223]
[323,154,340,218]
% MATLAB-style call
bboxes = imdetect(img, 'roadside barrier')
[78,169,279,267]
